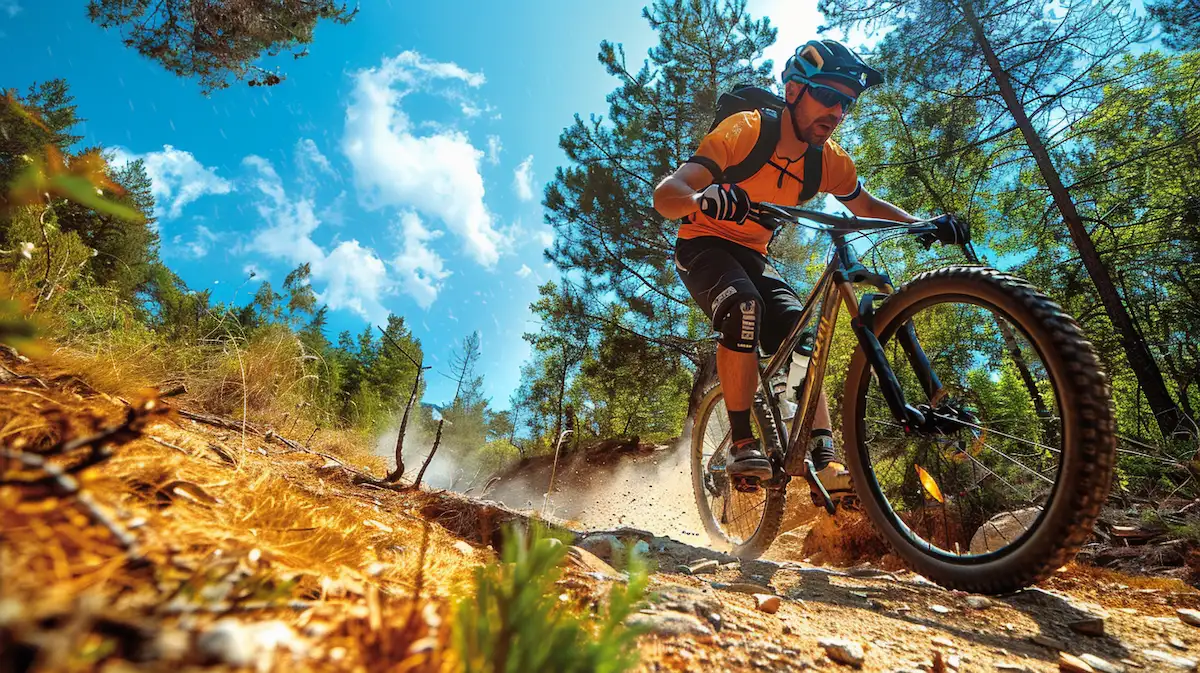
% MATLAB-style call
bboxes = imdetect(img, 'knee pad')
[715,294,761,353]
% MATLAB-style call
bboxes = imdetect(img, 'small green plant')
[452,524,649,673]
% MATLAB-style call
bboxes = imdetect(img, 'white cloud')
[295,138,337,187]
[0,0,20,18]
[513,155,535,202]
[180,224,219,258]
[342,50,505,267]
[242,156,391,321]
[486,135,502,165]
[110,145,233,220]
[515,264,532,278]
[391,212,450,309]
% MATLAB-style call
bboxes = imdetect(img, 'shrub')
[452,524,648,673]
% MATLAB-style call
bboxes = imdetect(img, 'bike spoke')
[933,413,1061,455]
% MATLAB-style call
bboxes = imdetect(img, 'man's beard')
[787,94,839,146]
[797,115,839,146]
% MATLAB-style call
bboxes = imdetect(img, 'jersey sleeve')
[821,140,862,202]
[685,111,761,181]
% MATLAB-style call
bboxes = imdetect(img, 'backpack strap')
[721,107,782,184]
[798,144,823,203]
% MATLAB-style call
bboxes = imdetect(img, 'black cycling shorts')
[674,236,804,355]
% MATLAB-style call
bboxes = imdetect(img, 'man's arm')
[653,163,715,220]
[840,185,921,223]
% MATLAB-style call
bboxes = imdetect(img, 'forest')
[3,0,1198,501]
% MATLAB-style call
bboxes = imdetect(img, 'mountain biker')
[653,39,924,501]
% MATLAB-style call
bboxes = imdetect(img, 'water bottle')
[780,331,814,423]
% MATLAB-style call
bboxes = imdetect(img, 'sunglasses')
[802,81,857,113]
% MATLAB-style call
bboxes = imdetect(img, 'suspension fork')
[850,287,928,432]
[897,320,944,403]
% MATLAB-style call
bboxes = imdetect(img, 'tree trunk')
[554,342,568,443]
[961,246,1051,421]
[958,0,1186,438]
[386,368,423,482]
[412,419,445,490]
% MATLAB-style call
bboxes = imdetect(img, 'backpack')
[707,84,823,203]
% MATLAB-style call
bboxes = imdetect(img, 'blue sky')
[1,0,833,408]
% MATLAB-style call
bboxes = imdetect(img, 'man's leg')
[673,238,772,480]
[716,343,759,444]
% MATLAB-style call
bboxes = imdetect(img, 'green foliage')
[452,524,648,673]
[1147,0,1200,51]
[87,0,358,93]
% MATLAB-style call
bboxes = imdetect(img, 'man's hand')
[919,213,970,249]
[697,183,752,224]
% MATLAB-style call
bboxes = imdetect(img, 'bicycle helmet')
[781,39,883,94]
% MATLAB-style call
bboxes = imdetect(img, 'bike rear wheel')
[842,266,1115,594]
[690,379,786,558]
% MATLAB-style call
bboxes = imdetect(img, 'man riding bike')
[654,39,953,501]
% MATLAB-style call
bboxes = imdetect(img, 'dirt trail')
[488,442,1200,672]
[5,347,1200,672]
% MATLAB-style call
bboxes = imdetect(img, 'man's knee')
[715,294,761,353]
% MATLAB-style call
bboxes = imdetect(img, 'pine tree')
[821,0,1190,438]
[86,0,357,93]
[543,0,776,364]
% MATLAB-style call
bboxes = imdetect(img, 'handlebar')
[750,202,970,248]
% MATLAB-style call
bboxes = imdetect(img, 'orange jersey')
[678,110,860,254]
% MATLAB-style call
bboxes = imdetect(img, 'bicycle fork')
[851,291,944,433]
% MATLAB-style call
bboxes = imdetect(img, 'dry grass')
[0,350,483,670]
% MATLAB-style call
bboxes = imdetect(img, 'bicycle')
[687,202,1115,594]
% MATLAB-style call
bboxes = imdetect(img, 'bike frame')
[748,206,947,512]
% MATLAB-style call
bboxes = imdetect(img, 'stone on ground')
[818,637,865,668]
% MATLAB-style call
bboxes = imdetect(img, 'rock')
[578,534,623,562]
[632,539,650,558]
[1141,649,1197,670]
[1179,609,1200,627]
[969,507,1042,553]
[1168,636,1188,651]
[930,604,952,614]
[932,650,959,673]
[453,540,474,556]
[995,664,1036,672]
[1059,652,1096,673]
[1031,634,1069,651]
[1069,617,1106,637]
[566,546,619,578]
[706,612,722,631]
[713,581,775,595]
[652,585,722,617]
[196,619,306,667]
[689,559,720,575]
[1079,654,1124,673]
[754,594,781,614]
[818,638,865,668]
[675,564,693,575]
[931,637,955,649]
[626,611,712,637]
[966,596,994,610]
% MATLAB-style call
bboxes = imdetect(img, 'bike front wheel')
[842,266,1115,594]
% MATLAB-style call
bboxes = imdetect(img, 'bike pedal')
[810,491,860,512]
[732,476,762,493]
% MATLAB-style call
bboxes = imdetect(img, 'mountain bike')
[687,202,1115,594]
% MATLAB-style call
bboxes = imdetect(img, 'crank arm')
[803,457,837,515]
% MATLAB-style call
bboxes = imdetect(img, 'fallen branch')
[178,408,261,435]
